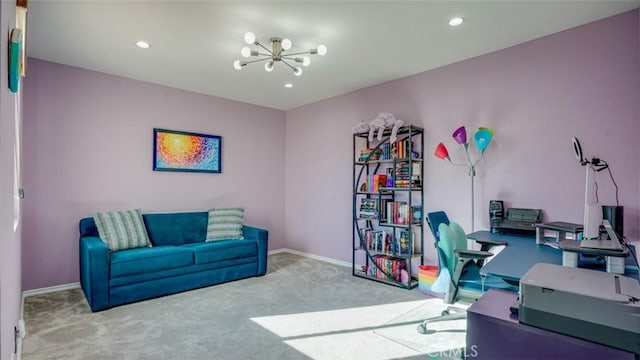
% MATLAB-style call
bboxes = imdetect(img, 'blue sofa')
[79,211,268,312]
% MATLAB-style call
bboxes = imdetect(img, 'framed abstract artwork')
[153,128,222,173]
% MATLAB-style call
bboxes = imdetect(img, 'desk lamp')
[572,137,613,239]
[434,126,494,232]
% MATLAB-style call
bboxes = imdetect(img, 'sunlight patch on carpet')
[375,301,468,357]
[251,298,467,359]
[285,330,420,360]
[250,299,425,337]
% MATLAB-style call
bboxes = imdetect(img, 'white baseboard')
[271,248,352,268]
[20,251,349,299]
[22,282,80,298]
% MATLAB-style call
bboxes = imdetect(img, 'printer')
[519,263,640,355]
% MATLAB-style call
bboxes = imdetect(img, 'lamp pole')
[470,166,476,232]
[460,143,481,232]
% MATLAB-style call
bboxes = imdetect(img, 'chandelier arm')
[283,51,312,56]
[279,59,297,71]
[244,57,271,65]
[254,41,274,56]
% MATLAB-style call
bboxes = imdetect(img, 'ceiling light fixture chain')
[233,32,327,77]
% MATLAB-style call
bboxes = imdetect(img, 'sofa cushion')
[110,246,194,278]
[182,240,256,265]
[144,212,208,246]
[94,209,151,251]
[206,208,244,241]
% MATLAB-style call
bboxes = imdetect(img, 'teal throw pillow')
[94,209,151,251]
[206,208,245,241]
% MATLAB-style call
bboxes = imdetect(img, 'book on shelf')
[359,229,396,253]
[383,201,411,225]
[359,148,373,162]
[397,230,412,255]
[364,174,387,193]
[367,254,409,285]
[391,139,417,159]
[359,198,379,219]
[411,206,422,223]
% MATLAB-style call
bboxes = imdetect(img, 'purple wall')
[286,10,639,265]
[0,1,23,359]
[22,60,286,290]
[19,10,640,291]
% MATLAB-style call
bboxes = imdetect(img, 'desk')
[466,289,635,359]
[467,231,563,285]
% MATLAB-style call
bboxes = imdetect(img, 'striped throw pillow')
[94,209,151,251]
[206,208,244,241]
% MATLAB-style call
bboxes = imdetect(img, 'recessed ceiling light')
[449,17,464,27]
[284,83,294,88]
[136,41,150,49]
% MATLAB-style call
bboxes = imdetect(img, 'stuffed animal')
[368,112,405,143]
[352,121,370,134]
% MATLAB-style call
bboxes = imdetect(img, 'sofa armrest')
[243,225,269,275]
[79,236,110,311]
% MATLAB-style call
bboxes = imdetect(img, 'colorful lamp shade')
[479,126,494,137]
[474,128,493,152]
[434,142,450,160]
[452,126,467,145]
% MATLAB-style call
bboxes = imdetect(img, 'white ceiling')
[26,1,639,111]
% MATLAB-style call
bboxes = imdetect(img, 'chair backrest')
[437,222,456,275]
[437,221,469,276]
[426,211,450,245]
[426,211,451,277]
[448,221,468,252]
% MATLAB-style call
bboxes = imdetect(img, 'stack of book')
[368,255,409,284]
[393,162,421,188]
[359,198,379,219]
[358,148,374,162]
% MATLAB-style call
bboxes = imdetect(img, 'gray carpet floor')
[22,252,440,360]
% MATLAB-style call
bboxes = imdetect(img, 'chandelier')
[233,32,327,76]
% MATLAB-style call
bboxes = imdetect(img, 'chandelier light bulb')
[317,45,327,56]
[281,38,292,50]
[233,60,243,70]
[302,56,311,66]
[294,67,303,76]
[241,47,251,58]
[265,61,274,72]
[244,32,256,44]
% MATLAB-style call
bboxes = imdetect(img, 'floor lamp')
[434,126,494,232]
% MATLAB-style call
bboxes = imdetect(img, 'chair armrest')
[79,236,110,311]
[454,249,493,260]
[243,225,269,275]
[474,238,508,247]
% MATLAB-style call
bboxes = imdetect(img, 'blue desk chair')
[417,211,516,334]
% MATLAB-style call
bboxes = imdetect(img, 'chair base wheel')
[417,324,427,334]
